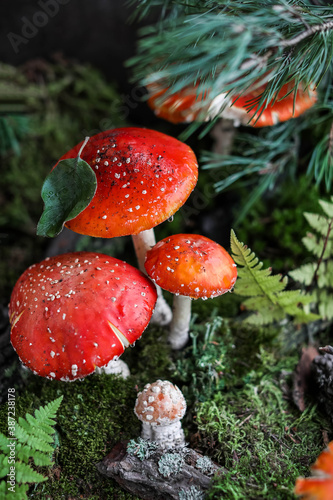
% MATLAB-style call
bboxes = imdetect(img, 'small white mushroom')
[134,380,186,450]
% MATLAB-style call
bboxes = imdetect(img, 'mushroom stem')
[132,230,172,326]
[95,358,130,379]
[169,295,192,350]
[141,421,185,450]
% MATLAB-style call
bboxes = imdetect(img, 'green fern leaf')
[303,212,333,238]
[18,416,54,443]
[289,263,316,286]
[0,433,9,453]
[230,230,317,325]
[289,198,333,320]
[15,423,54,453]
[15,443,52,467]
[302,235,332,259]
[318,290,333,320]
[0,454,10,478]
[0,396,63,499]
[15,462,47,484]
[33,396,63,426]
[319,197,333,218]
[0,481,29,499]
[25,412,55,437]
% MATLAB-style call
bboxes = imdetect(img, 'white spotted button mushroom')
[134,380,186,450]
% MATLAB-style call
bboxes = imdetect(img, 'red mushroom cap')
[55,127,198,237]
[134,380,186,426]
[9,252,157,381]
[230,80,317,127]
[144,234,237,299]
[147,82,205,124]
[147,80,316,127]
[295,441,333,499]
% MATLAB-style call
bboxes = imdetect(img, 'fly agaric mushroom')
[147,79,317,127]
[145,234,237,350]
[54,127,198,326]
[295,441,333,499]
[9,251,157,381]
[134,380,186,450]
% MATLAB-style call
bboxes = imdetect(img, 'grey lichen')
[158,452,185,478]
[195,455,215,475]
[126,437,159,461]
[178,485,205,500]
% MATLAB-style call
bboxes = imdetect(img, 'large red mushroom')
[9,252,157,381]
[52,127,198,326]
[145,234,237,349]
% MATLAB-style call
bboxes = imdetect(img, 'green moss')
[192,348,329,500]
[0,373,141,499]
[122,323,174,385]
[0,312,330,499]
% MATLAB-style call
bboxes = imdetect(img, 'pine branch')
[128,0,333,107]
[230,229,318,325]
[280,19,333,47]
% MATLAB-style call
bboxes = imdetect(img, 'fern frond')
[33,396,63,426]
[18,416,54,444]
[302,234,332,259]
[15,423,54,453]
[15,462,47,484]
[0,396,63,499]
[319,197,333,218]
[15,443,53,467]
[289,263,316,286]
[318,290,333,320]
[303,212,333,237]
[288,197,333,320]
[0,481,29,499]
[230,230,318,325]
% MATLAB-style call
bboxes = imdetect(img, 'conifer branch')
[281,20,333,47]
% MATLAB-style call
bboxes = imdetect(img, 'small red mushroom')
[53,127,198,326]
[134,380,186,449]
[145,234,237,349]
[9,252,157,381]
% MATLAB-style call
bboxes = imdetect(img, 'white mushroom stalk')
[134,380,186,450]
[95,358,130,379]
[169,295,192,350]
[132,229,172,326]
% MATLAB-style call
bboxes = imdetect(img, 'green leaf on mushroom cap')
[37,138,97,238]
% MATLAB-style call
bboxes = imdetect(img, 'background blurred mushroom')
[295,441,333,499]
[147,79,317,127]
[134,379,186,450]
[54,127,198,326]
[9,251,157,381]
[145,234,237,349]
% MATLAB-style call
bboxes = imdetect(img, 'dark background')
[1,1,135,78]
